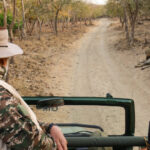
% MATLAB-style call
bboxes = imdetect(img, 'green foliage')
[13,21,23,30]
[0,2,3,11]
[7,13,13,25]
[92,5,106,18]
[70,1,105,20]
[105,0,123,17]
[0,13,14,26]
[0,13,4,26]
[0,0,113,36]
[106,0,150,18]
[139,0,150,17]
[0,13,12,26]
[0,13,22,30]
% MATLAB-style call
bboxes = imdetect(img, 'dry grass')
[8,23,94,96]
[108,19,150,52]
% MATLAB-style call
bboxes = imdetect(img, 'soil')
[8,18,150,139]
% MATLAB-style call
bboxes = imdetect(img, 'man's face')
[0,58,9,80]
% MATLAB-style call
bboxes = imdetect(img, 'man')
[0,28,67,150]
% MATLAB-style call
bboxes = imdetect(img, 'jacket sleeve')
[0,87,55,150]
[39,122,50,133]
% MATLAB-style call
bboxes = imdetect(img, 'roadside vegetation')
[0,0,104,41]
[105,0,150,47]
[1,0,150,95]
[0,0,105,95]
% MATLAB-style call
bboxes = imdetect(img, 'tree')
[106,0,140,45]
[0,0,106,40]
[9,0,16,42]
[139,0,150,19]
[51,0,71,35]
[2,0,7,28]
[126,0,139,44]
[21,0,26,38]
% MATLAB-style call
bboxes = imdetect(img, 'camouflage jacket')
[0,85,55,150]
[0,67,5,80]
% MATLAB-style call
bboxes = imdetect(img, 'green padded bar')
[65,136,146,147]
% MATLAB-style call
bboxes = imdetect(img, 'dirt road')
[11,18,150,137]
[67,18,150,136]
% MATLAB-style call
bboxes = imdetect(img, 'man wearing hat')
[0,28,67,150]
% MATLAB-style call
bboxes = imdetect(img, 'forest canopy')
[0,0,105,40]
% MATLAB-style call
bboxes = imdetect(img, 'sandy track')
[10,18,150,138]
[67,18,150,137]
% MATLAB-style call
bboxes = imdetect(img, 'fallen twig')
[135,58,150,69]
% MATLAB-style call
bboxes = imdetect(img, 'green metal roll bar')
[23,95,147,150]
[23,95,135,136]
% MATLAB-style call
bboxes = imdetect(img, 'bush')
[0,13,4,26]
[13,21,23,30]
[0,13,22,31]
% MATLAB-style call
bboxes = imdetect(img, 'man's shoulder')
[0,85,12,98]
[0,84,17,110]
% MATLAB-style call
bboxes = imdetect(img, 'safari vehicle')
[23,94,148,150]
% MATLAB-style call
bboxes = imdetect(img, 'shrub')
[0,13,22,31]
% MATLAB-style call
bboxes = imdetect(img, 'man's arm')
[50,125,68,150]
[0,87,54,150]
[40,122,68,150]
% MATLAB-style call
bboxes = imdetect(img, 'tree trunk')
[130,21,135,44]
[127,0,139,45]
[67,16,70,28]
[80,18,82,28]
[9,0,16,42]
[62,18,65,32]
[3,0,7,28]
[49,20,54,32]
[17,20,22,40]
[84,18,87,25]
[89,18,92,25]
[120,16,124,28]
[21,0,26,38]
[25,21,30,32]
[124,7,130,44]
[72,16,76,25]
[29,20,37,35]
[121,0,131,45]
[37,17,42,40]
[54,9,60,35]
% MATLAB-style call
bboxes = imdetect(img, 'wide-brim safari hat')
[0,29,23,58]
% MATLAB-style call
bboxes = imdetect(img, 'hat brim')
[0,43,23,58]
